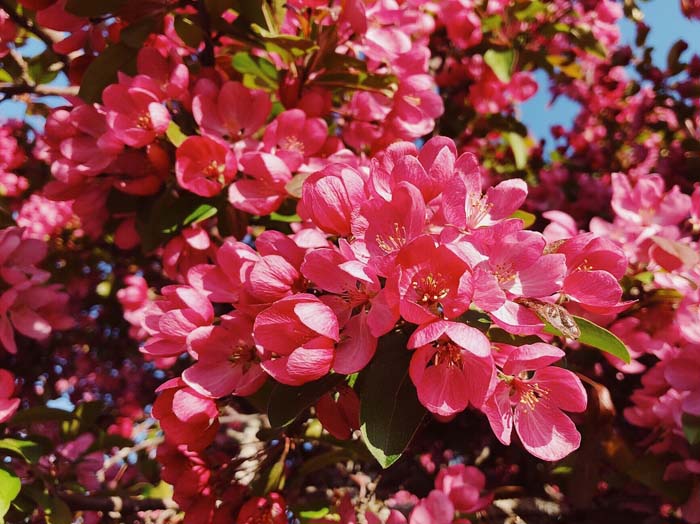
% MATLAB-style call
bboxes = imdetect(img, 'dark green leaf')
[120,16,159,49]
[65,0,125,17]
[545,316,631,363]
[359,330,426,468]
[10,406,75,425]
[683,413,700,446]
[484,48,514,82]
[0,439,43,463]
[174,15,205,48]
[78,43,138,103]
[136,191,218,252]
[267,375,344,428]
[0,467,20,523]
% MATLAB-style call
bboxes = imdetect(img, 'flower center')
[280,135,305,154]
[434,341,463,369]
[375,223,408,254]
[136,113,153,130]
[412,272,449,306]
[492,261,516,284]
[465,193,493,228]
[203,160,226,184]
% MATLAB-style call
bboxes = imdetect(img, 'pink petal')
[514,402,581,461]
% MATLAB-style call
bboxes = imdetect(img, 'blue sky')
[1,1,700,140]
[520,0,700,143]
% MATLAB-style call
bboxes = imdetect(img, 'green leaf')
[682,413,700,446]
[510,209,536,228]
[10,406,75,425]
[545,316,631,363]
[232,52,278,90]
[136,191,218,252]
[0,439,43,463]
[359,331,426,468]
[166,121,187,147]
[484,48,514,82]
[505,132,528,169]
[481,15,502,32]
[514,0,547,20]
[267,375,344,428]
[78,43,138,103]
[270,212,301,223]
[65,0,125,17]
[120,16,159,49]
[0,467,20,523]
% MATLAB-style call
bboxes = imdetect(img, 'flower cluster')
[143,136,631,462]
[0,226,73,354]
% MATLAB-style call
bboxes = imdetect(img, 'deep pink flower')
[408,320,494,416]
[409,490,454,524]
[439,0,482,49]
[389,75,444,139]
[357,182,427,276]
[442,153,527,230]
[228,152,292,215]
[435,464,493,514]
[611,173,691,227]
[152,378,219,451]
[188,239,259,304]
[0,369,19,423]
[142,285,214,358]
[183,313,266,398]
[175,136,236,197]
[483,343,587,461]
[555,232,628,312]
[298,163,369,237]
[254,294,339,385]
[103,78,170,148]
[395,235,473,325]
[236,493,287,524]
[263,109,328,171]
[664,345,700,416]
[193,80,271,140]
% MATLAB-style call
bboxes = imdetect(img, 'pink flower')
[142,285,214,359]
[357,182,427,276]
[556,232,628,312]
[0,369,19,423]
[435,464,493,514]
[611,173,691,228]
[152,378,219,451]
[175,136,236,197]
[236,493,287,524]
[116,274,151,340]
[254,294,339,385]
[483,343,587,461]
[103,78,170,148]
[298,163,369,237]
[439,0,482,50]
[441,153,528,230]
[228,152,292,215]
[408,320,494,416]
[409,490,454,524]
[664,346,700,416]
[182,313,266,398]
[263,109,328,171]
[389,75,444,139]
[193,80,271,140]
[395,235,473,325]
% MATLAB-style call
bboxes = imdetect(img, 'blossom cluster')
[0,226,73,355]
[144,136,632,464]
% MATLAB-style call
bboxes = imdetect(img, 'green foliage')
[266,375,345,428]
[0,468,20,524]
[358,331,426,468]
[546,316,631,363]
[484,48,515,83]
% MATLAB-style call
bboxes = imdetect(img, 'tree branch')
[0,82,79,99]
[0,0,69,69]
[59,493,177,514]
[196,0,215,67]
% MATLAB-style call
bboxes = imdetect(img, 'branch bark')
[59,493,177,514]
[196,0,215,67]
[0,83,79,98]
